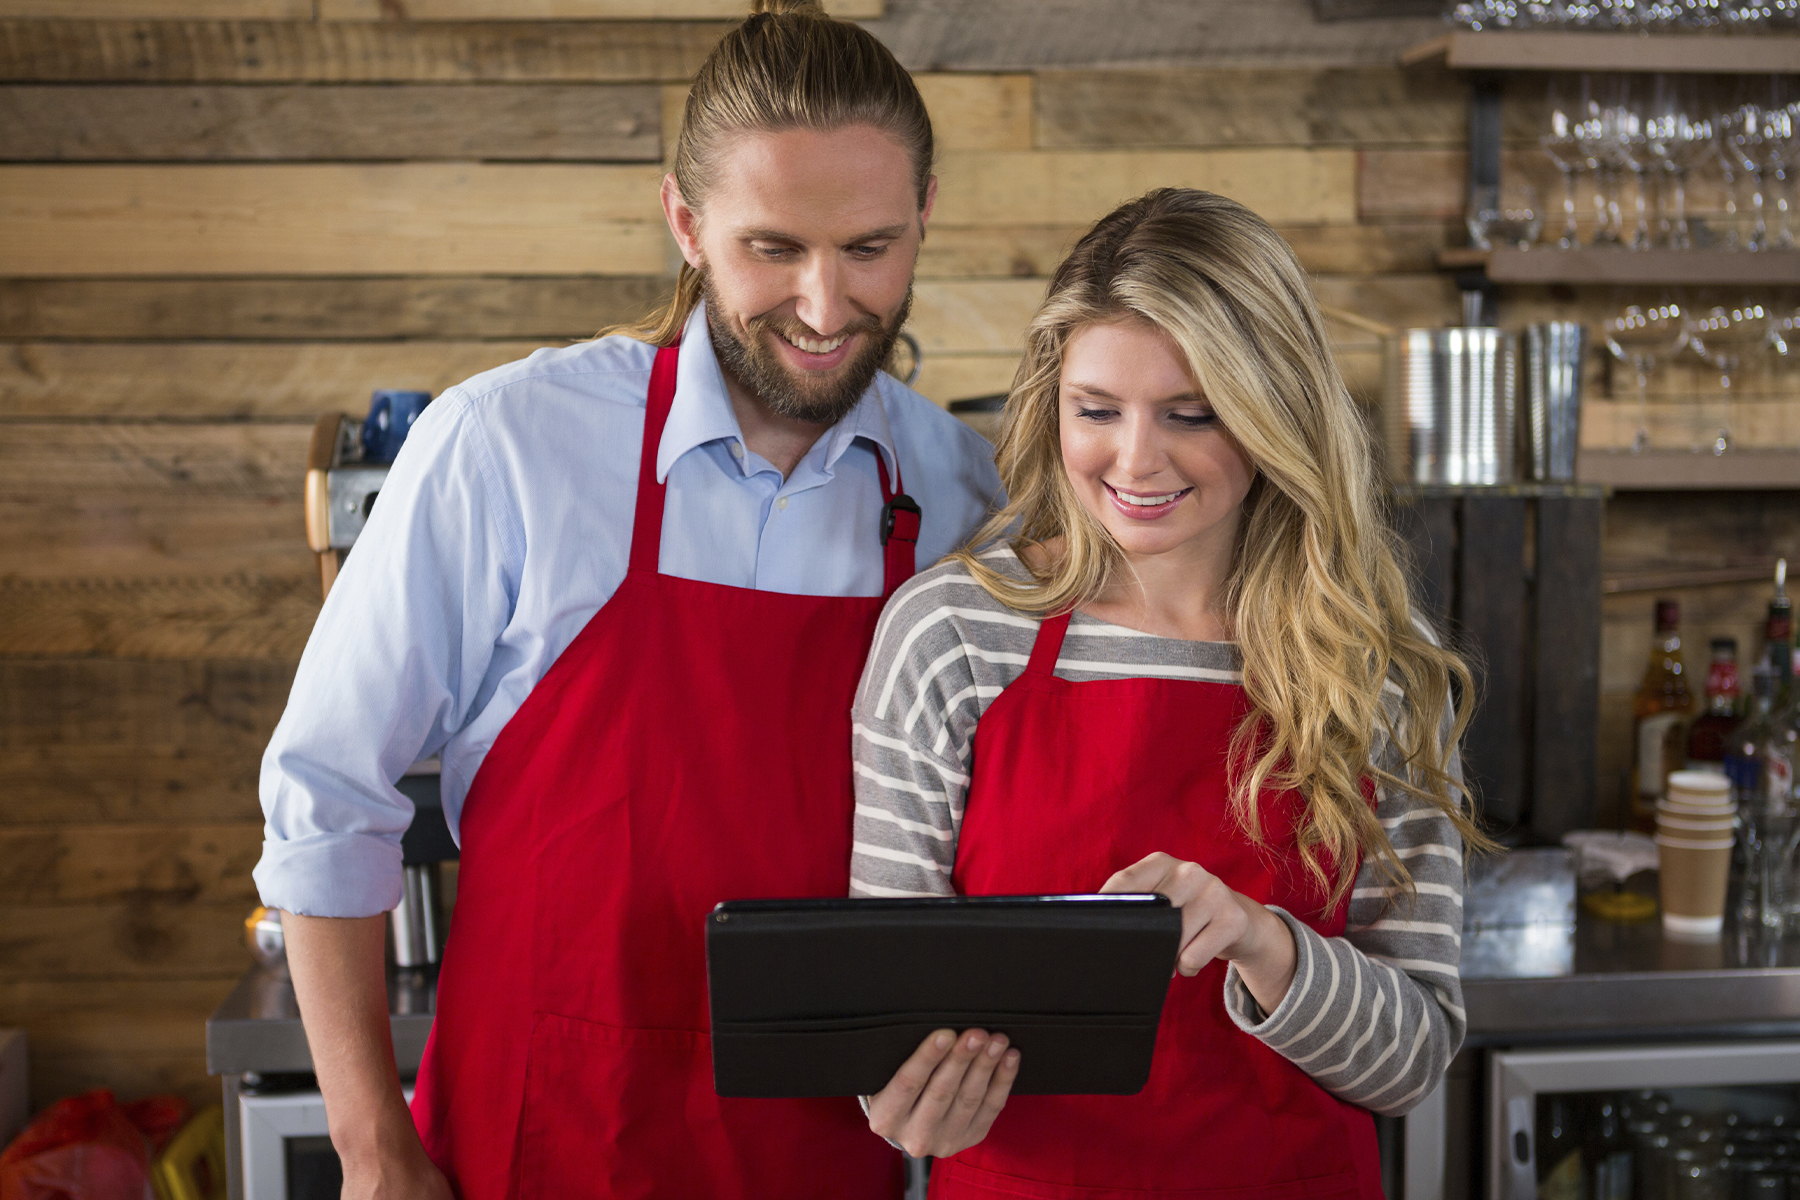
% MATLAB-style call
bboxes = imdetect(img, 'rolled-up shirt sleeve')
[254,389,523,918]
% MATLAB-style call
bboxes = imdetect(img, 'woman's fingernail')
[987,1038,1006,1058]
[1005,1050,1020,1067]
[968,1033,985,1051]
[935,1032,952,1050]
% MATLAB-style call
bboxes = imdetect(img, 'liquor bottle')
[1686,638,1741,768]
[1631,598,1693,829]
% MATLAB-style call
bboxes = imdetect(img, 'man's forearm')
[283,913,422,1167]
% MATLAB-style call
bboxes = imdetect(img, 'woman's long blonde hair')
[955,188,1490,911]
[601,0,933,346]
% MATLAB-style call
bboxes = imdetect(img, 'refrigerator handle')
[1505,1094,1536,1200]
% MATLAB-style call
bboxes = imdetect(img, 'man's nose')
[793,254,852,337]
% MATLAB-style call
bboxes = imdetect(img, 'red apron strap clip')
[874,451,919,598]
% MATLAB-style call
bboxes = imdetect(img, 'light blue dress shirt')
[254,304,1003,918]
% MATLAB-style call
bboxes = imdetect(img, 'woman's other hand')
[867,1028,1021,1158]
[1100,852,1298,1014]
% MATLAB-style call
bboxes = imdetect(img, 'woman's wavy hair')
[954,188,1491,911]
[600,0,933,345]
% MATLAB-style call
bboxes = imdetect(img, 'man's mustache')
[749,310,886,344]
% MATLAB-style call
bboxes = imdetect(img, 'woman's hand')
[1100,852,1299,1014]
[866,1028,1021,1159]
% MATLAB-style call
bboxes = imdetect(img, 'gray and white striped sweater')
[849,546,1466,1117]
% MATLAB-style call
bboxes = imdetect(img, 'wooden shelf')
[1438,248,1800,286]
[1577,449,1800,489]
[1403,30,1800,73]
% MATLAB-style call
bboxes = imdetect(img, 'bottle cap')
[1655,599,1680,631]
[1710,637,1737,655]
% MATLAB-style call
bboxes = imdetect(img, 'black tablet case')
[705,895,1182,1098]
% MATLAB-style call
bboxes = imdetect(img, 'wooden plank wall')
[0,0,1793,1110]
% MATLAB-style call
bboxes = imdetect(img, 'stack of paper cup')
[1655,770,1737,937]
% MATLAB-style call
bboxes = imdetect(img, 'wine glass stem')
[1670,169,1690,250]
[1560,168,1580,248]
[1630,168,1651,248]
[1634,359,1651,453]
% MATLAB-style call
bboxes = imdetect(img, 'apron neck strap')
[875,450,919,599]
[1024,611,1072,677]
[628,342,682,575]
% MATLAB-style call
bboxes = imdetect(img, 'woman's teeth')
[1115,488,1186,506]
[782,330,849,355]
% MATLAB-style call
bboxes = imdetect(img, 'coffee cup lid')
[1667,770,1731,796]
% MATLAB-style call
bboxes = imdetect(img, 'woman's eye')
[1170,411,1218,429]
[1074,406,1116,422]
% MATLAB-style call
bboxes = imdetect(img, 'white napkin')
[1561,830,1661,884]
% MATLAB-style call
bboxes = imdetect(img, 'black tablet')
[705,894,1181,1098]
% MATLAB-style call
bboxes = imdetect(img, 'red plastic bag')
[0,1089,193,1200]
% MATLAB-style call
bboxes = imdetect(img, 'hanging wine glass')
[1576,78,1623,246]
[1720,87,1772,251]
[1596,76,1652,249]
[1645,75,1713,249]
[1603,296,1689,454]
[1544,77,1587,248]
[1687,296,1771,455]
[1764,80,1795,249]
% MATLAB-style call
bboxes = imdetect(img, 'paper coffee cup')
[1658,798,1736,818]
[1656,831,1734,937]
[1656,812,1739,835]
[1667,770,1732,807]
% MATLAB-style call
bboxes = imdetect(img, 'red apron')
[411,343,909,1199]
[937,611,1384,1200]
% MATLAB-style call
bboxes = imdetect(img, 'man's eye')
[753,245,797,260]
[849,244,888,259]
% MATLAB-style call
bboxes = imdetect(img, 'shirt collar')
[655,301,900,486]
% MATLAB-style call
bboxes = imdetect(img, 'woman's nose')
[1114,414,1166,477]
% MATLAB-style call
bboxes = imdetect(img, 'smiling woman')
[851,188,1495,1197]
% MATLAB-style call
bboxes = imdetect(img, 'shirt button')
[776,496,789,511]
[730,442,745,459]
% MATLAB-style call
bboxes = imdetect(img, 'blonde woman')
[854,188,1488,1199]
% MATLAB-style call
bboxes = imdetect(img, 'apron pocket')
[932,1156,1361,1200]
[712,1010,1159,1097]
[516,1011,709,1200]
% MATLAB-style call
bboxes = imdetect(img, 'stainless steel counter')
[207,966,437,1078]
[1463,912,1800,1041]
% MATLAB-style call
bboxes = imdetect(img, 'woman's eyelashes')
[1068,401,1218,429]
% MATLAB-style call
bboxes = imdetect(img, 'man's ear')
[919,174,938,233]
[662,174,705,270]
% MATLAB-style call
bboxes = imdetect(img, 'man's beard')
[702,273,911,427]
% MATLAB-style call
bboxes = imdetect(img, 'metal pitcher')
[1382,327,1518,486]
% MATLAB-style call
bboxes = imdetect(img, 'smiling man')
[252,4,1001,1198]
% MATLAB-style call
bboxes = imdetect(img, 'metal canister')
[1382,327,1518,485]
[1522,322,1588,483]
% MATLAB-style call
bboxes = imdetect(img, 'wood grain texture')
[320,0,879,17]
[0,746,265,825]
[0,276,669,340]
[914,72,1032,152]
[0,83,662,161]
[0,423,310,499]
[2,341,557,418]
[0,496,309,581]
[907,278,1042,354]
[0,658,291,750]
[1034,66,1468,149]
[861,0,1445,71]
[0,164,668,275]
[0,900,251,980]
[934,148,1359,227]
[910,352,1020,406]
[1458,496,1529,833]
[0,823,262,904]
[0,19,732,83]
[1532,494,1602,841]
[0,0,305,14]
[0,575,321,659]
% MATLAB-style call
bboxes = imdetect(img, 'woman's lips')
[1104,482,1192,520]
[771,327,858,372]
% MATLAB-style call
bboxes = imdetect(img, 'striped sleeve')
[1221,703,1467,1117]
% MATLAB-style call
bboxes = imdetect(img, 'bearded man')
[253,4,1001,1197]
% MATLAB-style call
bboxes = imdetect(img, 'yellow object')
[150,1104,225,1200]
[1583,889,1659,922]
